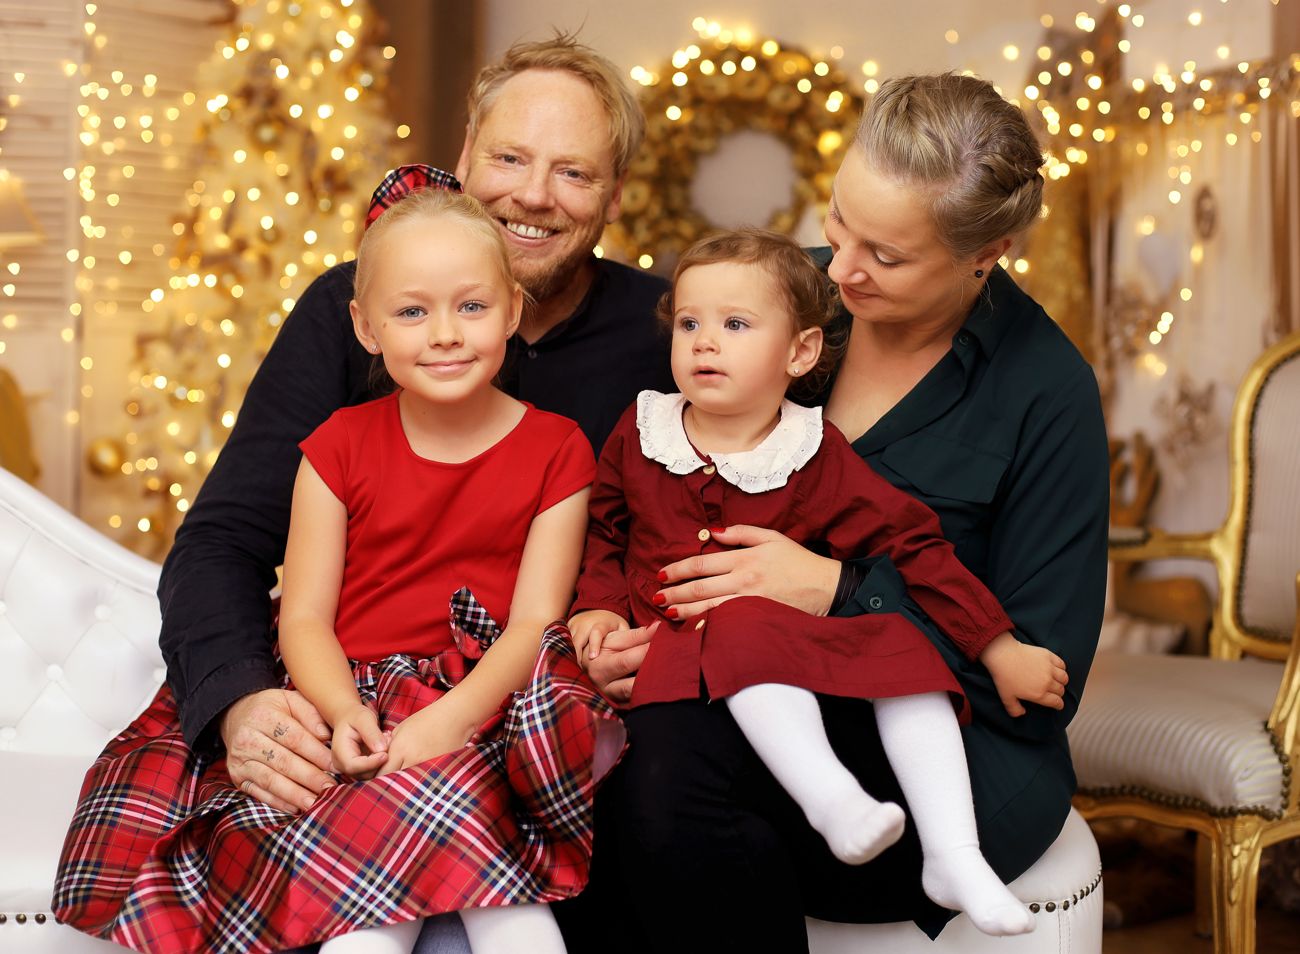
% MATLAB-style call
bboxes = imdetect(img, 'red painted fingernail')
[657,570,668,582]
[666,607,679,619]
[652,592,667,606]
[710,526,726,535]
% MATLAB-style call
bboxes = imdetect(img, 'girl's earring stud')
[975,268,985,278]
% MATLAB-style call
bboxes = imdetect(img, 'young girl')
[569,229,1068,937]
[55,187,623,953]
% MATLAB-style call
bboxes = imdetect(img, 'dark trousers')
[559,697,942,954]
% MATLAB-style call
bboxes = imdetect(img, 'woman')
[586,73,1108,951]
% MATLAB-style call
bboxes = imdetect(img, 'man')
[158,34,670,817]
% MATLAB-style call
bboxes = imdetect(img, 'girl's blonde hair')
[853,73,1045,261]
[658,228,844,401]
[354,188,514,300]
[354,189,520,394]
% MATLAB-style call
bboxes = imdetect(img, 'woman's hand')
[656,525,841,619]
[330,702,390,780]
[376,699,475,777]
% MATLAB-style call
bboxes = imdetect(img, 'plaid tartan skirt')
[52,611,625,954]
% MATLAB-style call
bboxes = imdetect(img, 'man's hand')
[221,688,336,813]
[330,702,390,781]
[585,621,658,704]
[979,632,1069,717]
[656,525,840,619]
[568,609,630,661]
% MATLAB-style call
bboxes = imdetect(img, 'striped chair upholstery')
[1069,332,1300,954]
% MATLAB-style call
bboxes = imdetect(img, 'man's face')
[457,69,623,303]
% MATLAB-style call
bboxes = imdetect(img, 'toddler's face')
[350,215,521,406]
[669,261,804,418]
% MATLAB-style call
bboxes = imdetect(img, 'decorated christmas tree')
[94,0,399,555]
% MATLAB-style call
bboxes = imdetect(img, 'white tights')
[727,684,1034,936]
[316,903,565,953]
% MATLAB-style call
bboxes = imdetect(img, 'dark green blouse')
[810,251,1110,885]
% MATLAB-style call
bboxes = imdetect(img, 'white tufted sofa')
[0,465,1103,953]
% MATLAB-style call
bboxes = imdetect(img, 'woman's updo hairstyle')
[853,73,1045,262]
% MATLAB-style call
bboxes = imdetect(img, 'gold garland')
[605,31,863,265]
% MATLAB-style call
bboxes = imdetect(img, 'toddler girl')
[55,186,622,953]
[569,229,1067,937]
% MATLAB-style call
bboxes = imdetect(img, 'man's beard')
[485,200,602,306]
[515,254,584,304]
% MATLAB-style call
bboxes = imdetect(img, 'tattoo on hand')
[263,749,275,762]
[273,723,288,739]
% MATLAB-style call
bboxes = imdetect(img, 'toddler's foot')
[922,845,1035,936]
[806,787,906,865]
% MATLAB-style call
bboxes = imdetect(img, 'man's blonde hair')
[854,73,1045,261]
[466,32,645,179]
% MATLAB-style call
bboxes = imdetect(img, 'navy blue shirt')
[160,256,672,746]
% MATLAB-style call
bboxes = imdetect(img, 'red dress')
[572,392,1014,715]
[54,395,622,954]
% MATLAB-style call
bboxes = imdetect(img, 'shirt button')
[702,465,716,475]
[868,595,884,610]
[527,348,538,359]
[956,331,972,347]
[697,528,711,542]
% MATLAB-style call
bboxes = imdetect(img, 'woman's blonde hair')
[466,32,645,179]
[658,228,844,401]
[353,189,520,394]
[853,73,1045,261]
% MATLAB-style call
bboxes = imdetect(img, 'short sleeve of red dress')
[296,397,595,661]
[538,424,597,513]
[299,407,351,502]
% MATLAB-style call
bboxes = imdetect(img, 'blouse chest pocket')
[876,433,1009,549]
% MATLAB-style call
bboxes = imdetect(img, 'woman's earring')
[975,269,985,278]
[369,344,380,354]
[791,367,802,376]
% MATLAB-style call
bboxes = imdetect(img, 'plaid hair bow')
[364,163,463,229]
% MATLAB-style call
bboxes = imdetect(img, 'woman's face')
[824,148,974,332]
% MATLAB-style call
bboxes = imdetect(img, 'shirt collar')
[635,390,823,493]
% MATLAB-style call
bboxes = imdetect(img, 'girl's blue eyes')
[396,302,487,318]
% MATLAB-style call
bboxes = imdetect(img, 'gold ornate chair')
[1067,331,1300,954]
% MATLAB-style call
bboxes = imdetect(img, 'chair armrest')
[1108,529,1218,565]
[1266,574,1300,806]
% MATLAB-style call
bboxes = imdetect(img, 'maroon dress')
[572,392,1014,716]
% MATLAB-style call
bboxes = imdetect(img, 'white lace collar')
[635,390,823,493]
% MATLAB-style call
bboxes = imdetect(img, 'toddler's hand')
[979,631,1069,717]
[568,609,630,662]
[377,702,474,777]
[330,703,389,780]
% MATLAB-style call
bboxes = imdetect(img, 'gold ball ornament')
[86,437,127,477]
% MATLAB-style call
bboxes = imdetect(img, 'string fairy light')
[72,0,400,553]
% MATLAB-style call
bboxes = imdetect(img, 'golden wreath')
[604,31,865,266]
